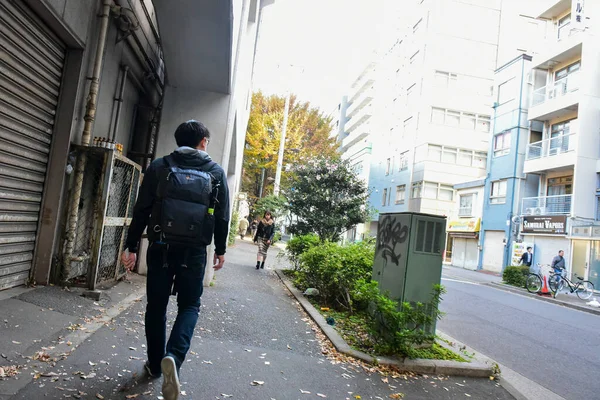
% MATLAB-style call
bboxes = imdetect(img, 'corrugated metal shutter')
[0,0,66,290]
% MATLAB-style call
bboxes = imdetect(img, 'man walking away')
[239,215,249,240]
[520,246,533,267]
[121,120,230,400]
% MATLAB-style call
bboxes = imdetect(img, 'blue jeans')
[145,243,207,374]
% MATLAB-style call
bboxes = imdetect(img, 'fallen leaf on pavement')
[12,341,21,345]
[300,389,311,394]
[317,394,327,398]
[221,394,233,398]
[390,394,405,399]
[381,377,389,383]
[125,394,139,399]
[95,394,104,399]
[251,380,264,386]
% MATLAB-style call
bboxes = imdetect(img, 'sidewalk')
[2,241,514,399]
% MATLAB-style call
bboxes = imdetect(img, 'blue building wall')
[479,54,539,270]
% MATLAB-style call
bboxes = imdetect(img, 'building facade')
[479,54,540,273]
[0,0,272,291]
[368,0,499,240]
[520,0,600,288]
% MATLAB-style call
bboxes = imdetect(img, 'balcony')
[348,77,375,104]
[345,112,371,134]
[529,72,580,121]
[531,31,583,70]
[346,91,373,119]
[524,133,577,173]
[521,194,572,216]
[341,129,369,151]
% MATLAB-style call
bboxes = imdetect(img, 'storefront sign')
[447,218,480,233]
[522,215,567,235]
[572,0,585,27]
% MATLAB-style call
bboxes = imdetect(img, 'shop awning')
[447,218,481,234]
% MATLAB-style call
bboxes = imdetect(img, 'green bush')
[228,210,239,246]
[352,279,446,355]
[503,265,530,287]
[285,234,320,270]
[296,240,375,312]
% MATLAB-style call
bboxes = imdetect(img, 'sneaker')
[161,356,180,400]
[144,361,161,379]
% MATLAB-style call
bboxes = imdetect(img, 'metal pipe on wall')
[63,0,115,281]
[111,65,129,141]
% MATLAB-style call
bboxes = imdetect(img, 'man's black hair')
[174,120,210,148]
[527,246,532,250]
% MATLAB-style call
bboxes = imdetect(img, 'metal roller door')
[0,0,66,289]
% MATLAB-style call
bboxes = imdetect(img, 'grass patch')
[315,305,466,362]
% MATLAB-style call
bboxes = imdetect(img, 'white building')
[523,0,600,288]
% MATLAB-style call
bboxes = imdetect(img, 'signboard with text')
[511,242,533,266]
[522,215,567,235]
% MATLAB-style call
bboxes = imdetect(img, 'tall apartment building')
[368,0,500,236]
[518,0,600,287]
[338,63,377,241]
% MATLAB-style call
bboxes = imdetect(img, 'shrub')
[297,240,375,312]
[228,210,239,246]
[285,234,320,270]
[352,279,446,355]
[503,265,530,287]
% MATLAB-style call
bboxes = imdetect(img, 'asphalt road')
[9,242,512,400]
[439,267,600,400]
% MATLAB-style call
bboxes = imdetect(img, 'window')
[558,13,571,39]
[412,181,454,201]
[386,158,391,175]
[395,185,406,204]
[459,194,475,216]
[498,78,515,105]
[431,107,445,124]
[434,71,458,88]
[382,188,388,206]
[494,131,511,156]
[399,151,409,171]
[442,147,457,164]
[428,144,442,161]
[422,144,487,168]
[490,180,507,204]
[477,115,491,132]
[411,182,422,198]
[461,113,476,130]
[423,182,438,199]
[555,61,580,80]
[431,107,490,132]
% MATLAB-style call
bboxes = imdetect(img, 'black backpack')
[148,155,220,247]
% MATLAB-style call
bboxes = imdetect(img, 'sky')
[252,0,389,116]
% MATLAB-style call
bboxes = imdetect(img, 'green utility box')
[372,212,446,334]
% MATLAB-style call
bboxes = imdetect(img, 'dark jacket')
[551,255,565,269]
[520,251,532,266]
[255,220,275,241]
[125,148,230,255]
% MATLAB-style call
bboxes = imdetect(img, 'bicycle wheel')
[548,276,562,293]
[526,274,542,293]
[576,281,595,300]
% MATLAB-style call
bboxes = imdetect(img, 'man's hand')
[266,240,271,245]
[213,253,225,270]
[121,251,137,271]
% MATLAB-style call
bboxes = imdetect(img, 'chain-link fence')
[63,146,141,288]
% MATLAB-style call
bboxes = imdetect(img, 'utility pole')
[273,92,290,196]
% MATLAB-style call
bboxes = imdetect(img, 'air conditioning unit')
[525,208,536,215]
[534,207,546,215]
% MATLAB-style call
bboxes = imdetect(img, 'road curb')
[486,282,600,316]
[273,269,493,377]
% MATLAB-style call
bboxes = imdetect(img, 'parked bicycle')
[548,267,595,300]
[525,263,547,294]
